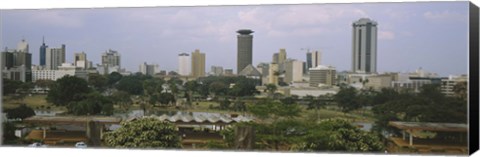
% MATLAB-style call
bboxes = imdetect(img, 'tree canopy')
[46,75,91,106]
[297,119,384,152]
[4,104,35,120]
[103,117,181,148]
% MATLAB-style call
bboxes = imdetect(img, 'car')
[75,142,87,148]
[28,142,47,147]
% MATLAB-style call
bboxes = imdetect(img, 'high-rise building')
[309,65,336,87]
[237,29,254,74]
[285,59,304,83]
[17,39,29,53]
[39,37,48,66]
[210,66,224,76]
[178,53,191,76]
[74,52,88,69]
[139,62,159,76]
[46,44,66,70]
[191,49,205,78]
[272,49,287,72]
[352,18,377,73]
[1,51,14,70]
[100,49,121,75]
[311,50,321,69]
[102,49,121,68]
[1,39,32,82]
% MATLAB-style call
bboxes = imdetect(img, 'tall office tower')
[139,62,159,76]
[352,18,377,73]
[311,50,321,68]
[46,44,66,70]
[309,65,336,87]
[236,29,254,74]
[102,49,121,68]
[305,51,312,74]
[191,49,205,78]
[285,59,304,83]
[74,52,88,69]
[39,37,48,66]
[178,53,191,76]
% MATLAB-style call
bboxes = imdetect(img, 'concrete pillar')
[43,127,46,139]
[100,127,103,139]
[409,132,413,146]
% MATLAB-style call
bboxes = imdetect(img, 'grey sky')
[0,1,469,77]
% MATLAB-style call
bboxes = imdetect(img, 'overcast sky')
[0,1,469,77]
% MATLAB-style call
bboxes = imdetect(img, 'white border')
[0,0,478,157]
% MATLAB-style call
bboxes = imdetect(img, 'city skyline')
[0,2,469,77]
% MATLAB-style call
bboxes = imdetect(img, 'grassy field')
[2,95,65,111]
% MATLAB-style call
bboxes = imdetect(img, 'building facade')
[352,18,377,74]
[210,66,224,76]
[309,65,336,87]
[139,62,160,76]
[74,52,88,69]
[1,39,32,82]
[101,49,121,67]
[99,49,121,75]
[268,63,279,85]
[46,44,66,70]
[237,29,254,74]
[191,49,205,78]
[178,53,191,76]
[285,59,304,83]
[32,63,88,82]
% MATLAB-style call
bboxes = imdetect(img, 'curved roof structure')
[146,113,253,124]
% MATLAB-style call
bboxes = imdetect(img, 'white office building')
[352,18,377,74]
[178,53,190,76]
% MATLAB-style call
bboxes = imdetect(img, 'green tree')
[103,117,181,148]
[107,72,123,86]
[2,79,23,95]
[229,77,259,97]
[209,81,228,98]
[158,93,176,106]
[88,73,107,91]
[248,99,301,150]
[297,119,384,152]
[111,91,132,112]
[453,81,467,101]
[116,76,144,95]
[334,86,360,113]
[265,84,277,98]
[184,80,199,104]
[304,95,327,121]
[68,92,113,116]
[47,75,91,106]
[2,122,17,142]
[4,104,36,120]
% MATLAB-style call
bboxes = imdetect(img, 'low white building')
[32,63,88,82]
